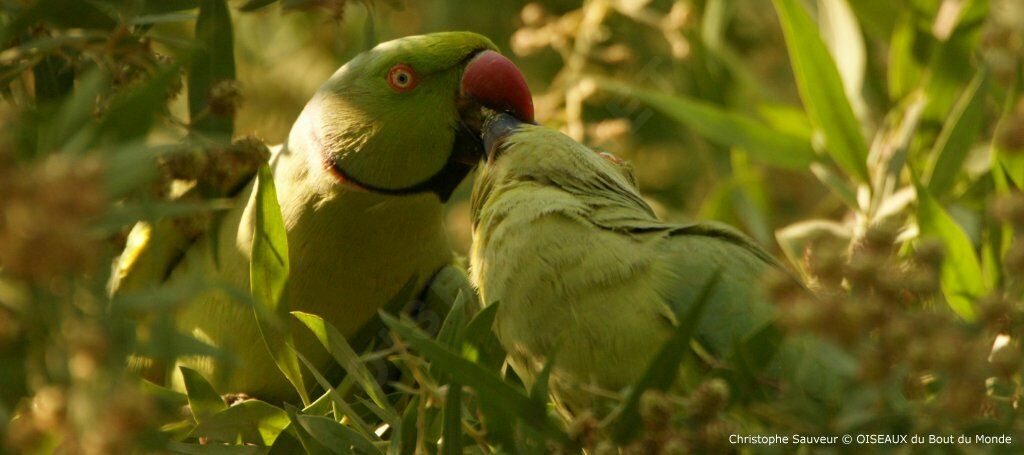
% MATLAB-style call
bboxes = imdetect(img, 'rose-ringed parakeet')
[112,33,535,402]
[469,114,849,413]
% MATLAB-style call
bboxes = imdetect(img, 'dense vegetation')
[1,0,1023,452]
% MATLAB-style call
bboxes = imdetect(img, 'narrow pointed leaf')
[380,313,572,446]
[251,165,308,404]
[773,0,870,182]
[188,400,290,446]
[597,79,816,169]
[292,348,376,438]
[296,415,382,455]
[440,383,463,455]
[292,311,392,419]
[180,366,227,423]
[915,182,983,320]
[925,68,988,197]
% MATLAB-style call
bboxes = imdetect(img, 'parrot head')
[470,113,643,225]
[295,31,534,201]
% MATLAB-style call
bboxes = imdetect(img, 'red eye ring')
[387,64,419,92]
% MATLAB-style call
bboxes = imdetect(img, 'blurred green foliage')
[2,0,1024,453]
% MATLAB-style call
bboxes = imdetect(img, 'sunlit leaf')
[914,181,983,321]
[925,68,988,197]
[461,303,505,371]
[292,311,394,422]
[167,442,265,454]
[597,78,816,169]
[240,0,279,11]
[296,415,382,455]
[773,0,870,182]
[817,0,866,123]
[189,400,290,446]
[380,313,572,447]
[291,348,376,438]
[251,165,309,404]
[180,366,227,423]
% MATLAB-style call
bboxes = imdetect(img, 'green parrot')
[112,32,535,402]
[469,114,849,412]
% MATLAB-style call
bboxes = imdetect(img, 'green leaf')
[282,404,333,455]
[925,68,988,197]
[392,395,419,455]
[296,415,383,455]
[914,181,983,321]
[810,162,860,211]
[435,292,467,351]
[920,0,987,122]
[292,311,393,421]
[239,0,279,11]
[138,378,189,408]
[596,79,816,169]
[180,366,227,423]
[189,0,236,139]
[611,271,721,444]
[440,382,462,455]
[189,400,290,446]
[773,0,870,182]
[816,0,866,123]
[887,13,923,102]
[291,348,376,439]
[461,303,505,371]
[251,165,309,404]
[380,313,572,447]
[167,442,265,454]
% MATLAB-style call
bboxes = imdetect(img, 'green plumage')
[113,32,492,402]
[470,123,847,411]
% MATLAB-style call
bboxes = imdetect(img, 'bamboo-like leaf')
[887,13,922,102]
[611,272,721,443]
[440,382,462,455]
[180,366,227,423]
[817,0,866,123]
[461,303,505,370]
[915,182,983,321]
[773,0,870,182]
[596,78,816,169]
[925,68,988,197]
[282,404,333,454]
[291,348,376,439]
[167,442,264,454]
[189,0,236,139]
[810,163,859,210]
[296,415,382,455]
[380,313,572,447]
[292,311,393,422]
[188,400,290,446]
[240,0,278,11]
[251,165,309,404]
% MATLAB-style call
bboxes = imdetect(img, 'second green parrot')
[470,114,849,412]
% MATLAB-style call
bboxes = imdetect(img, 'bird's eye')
[387,64,419,92]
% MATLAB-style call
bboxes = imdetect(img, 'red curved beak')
[460,50,534,124]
